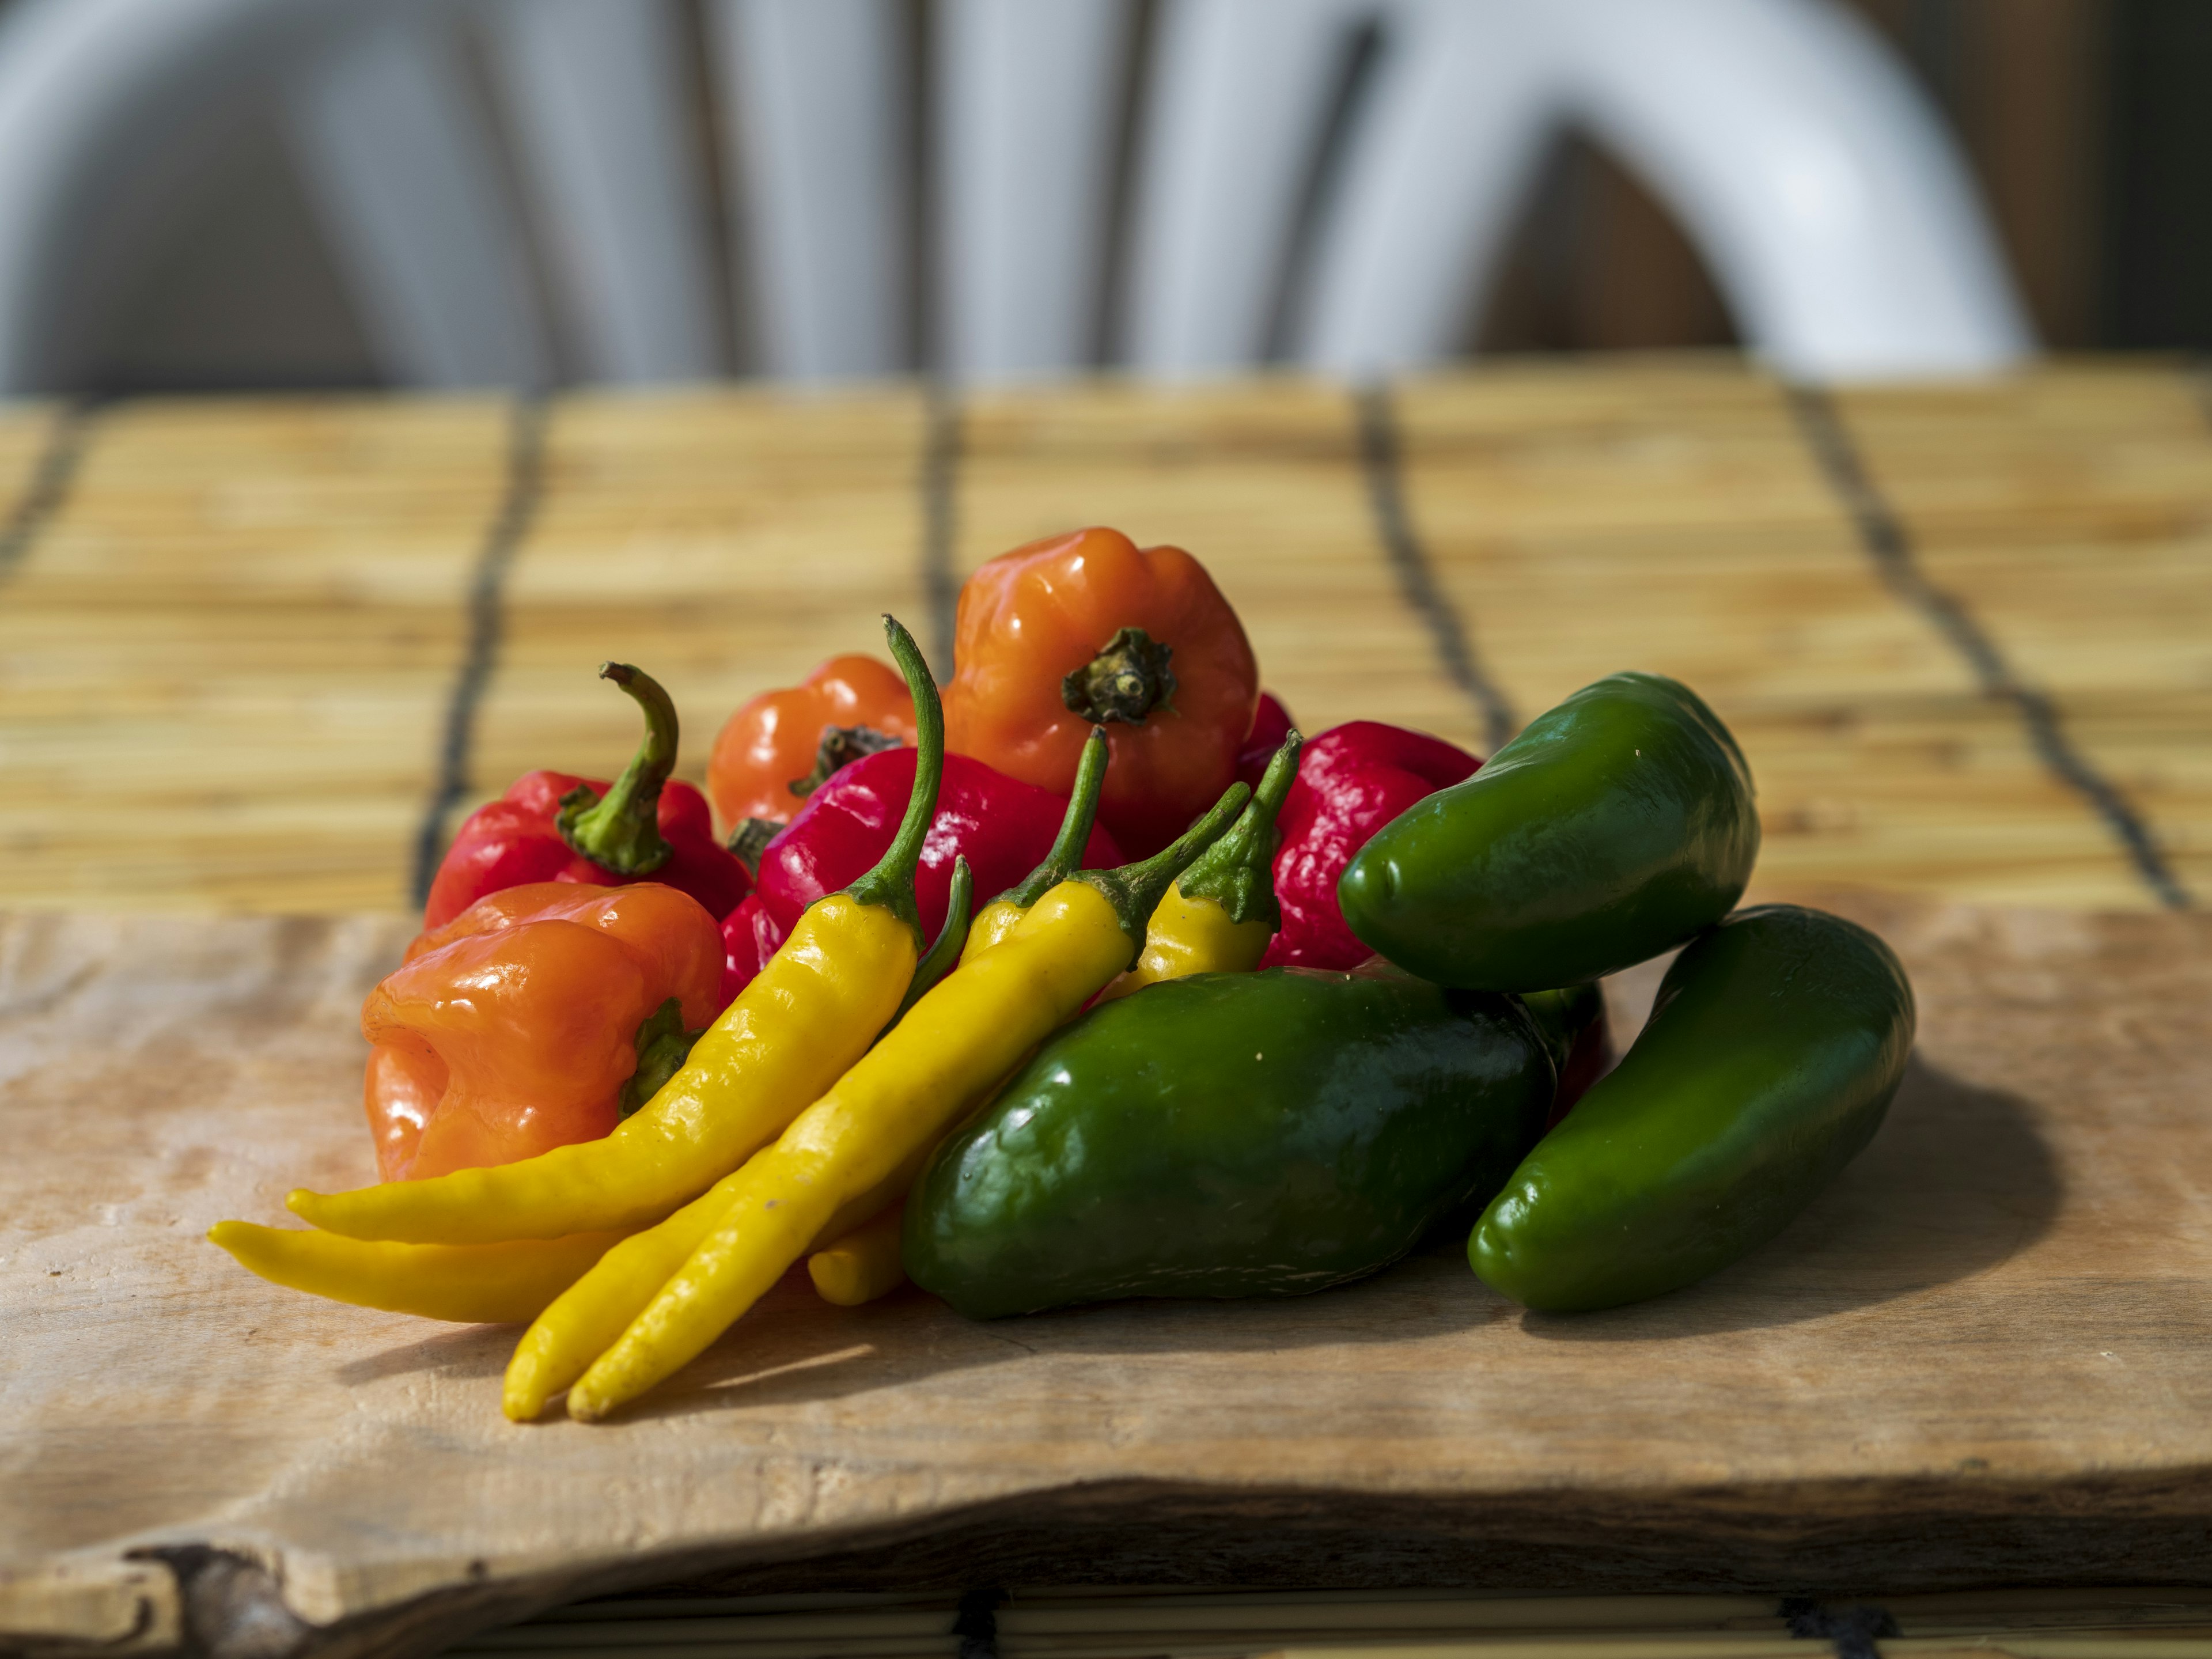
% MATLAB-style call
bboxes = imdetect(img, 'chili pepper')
[706,653,916,838]
[423,664,752,932]
[1099,729,1300,1001]
[906,961,1552,1320]
[1342,673,1759,991]
[808,1204,908,1307]
[289,615,947,1247]
[1259,722,1481,970]
[516,781,1250,1422]
[1471,905,1913,1312]
[965,728,1109,956]
[754,747,1120,950]
[1518,983,1611,1127]
[365,882,723,1181]
[1235,692,1294,790]
[208,1222,624,1324]
[943,526,1259,858]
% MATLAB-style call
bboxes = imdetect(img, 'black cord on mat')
[1786,383,2190,911]
[0,396,97,585]
[952,1585,1006,1659]
[410,396,550,908]
[1781,1594,1900,1659]
[1354,382,1518,754]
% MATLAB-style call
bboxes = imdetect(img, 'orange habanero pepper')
[368,882,722,1182]
[707,655,918,842]
[942,527,1258,857]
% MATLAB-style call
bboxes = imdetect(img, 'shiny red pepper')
[1260,721,1482,969]
[423,664,752,933]
[748,747,1123,974]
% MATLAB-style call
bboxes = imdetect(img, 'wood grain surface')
[4,889,2209,1659]
[0,363,2206,916]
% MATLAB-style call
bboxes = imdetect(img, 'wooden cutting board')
[3,889,2210,1659]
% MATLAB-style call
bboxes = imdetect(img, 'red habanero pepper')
[753,747,1123,950]
[1260,721,1482,970]
[942,527,1258,859]
[706,654,918,836]
[422,664,751,933]
[369,882,723,1181]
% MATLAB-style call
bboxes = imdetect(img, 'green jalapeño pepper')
[905,963,1553,1319]
[1339,672,1759,990]
[1471,904,1914,1312]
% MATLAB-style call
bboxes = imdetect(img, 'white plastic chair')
[0,0,2031,396]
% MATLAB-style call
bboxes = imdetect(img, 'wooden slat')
[1393,362,2173,909]
[0,396,504,911]
[1833,366,2212,900]
[471,387,929,805]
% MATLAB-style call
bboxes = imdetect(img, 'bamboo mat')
[0,359,2206,916]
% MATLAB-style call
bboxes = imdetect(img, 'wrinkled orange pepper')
[367,883,722,1181]
[707,654,917,836]
[942,527,1258,857]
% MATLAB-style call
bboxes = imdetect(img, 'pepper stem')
[1175,729,1302,930]
[556,663,678,876]
[1062,626,1177,725]
[840,616,942,946]
[789,722,904,800]
[888,855,971,1029]
[1075,780,1251,955]
[986,726,1109,914]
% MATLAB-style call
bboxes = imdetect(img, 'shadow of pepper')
[1514,1051,2063,1340]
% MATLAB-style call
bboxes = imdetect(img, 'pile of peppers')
[213,524,1913,1422]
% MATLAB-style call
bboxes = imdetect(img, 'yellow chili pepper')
[1100,729,1301,1001]
[965,727,1108,955]
[287,615,948,1247]
[207,1221,624,1324]
[808,1203,908,1306]
[519,782,1249,1422]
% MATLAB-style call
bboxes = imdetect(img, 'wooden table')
[1,359,2205,915]
[4,362,2211,1659]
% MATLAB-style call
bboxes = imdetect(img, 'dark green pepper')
[1338,672,1759,990]
[905,963,1554,1319]
[1471,904,1914,1312]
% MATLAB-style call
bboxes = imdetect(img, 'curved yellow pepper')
[513,782,1249,1422]
[1100,729,1301,1001]
[208,1221,623,1324]
[808,1203,908,1306]
[286,618,947,1249]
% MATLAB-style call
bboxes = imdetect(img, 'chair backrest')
[0,0,2031,396]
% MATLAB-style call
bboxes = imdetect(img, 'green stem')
[557,663,679,876]
[888,855,972,1030]
[1074,780,1251,955]
[986,726,1109,914]
[840,615,942,946]
[789,722,904,800]
[617,998,697,1119]
[1176,729,1302,929]
[1061,626,1177,725]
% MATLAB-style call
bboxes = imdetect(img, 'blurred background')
[0,0,2199,396]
